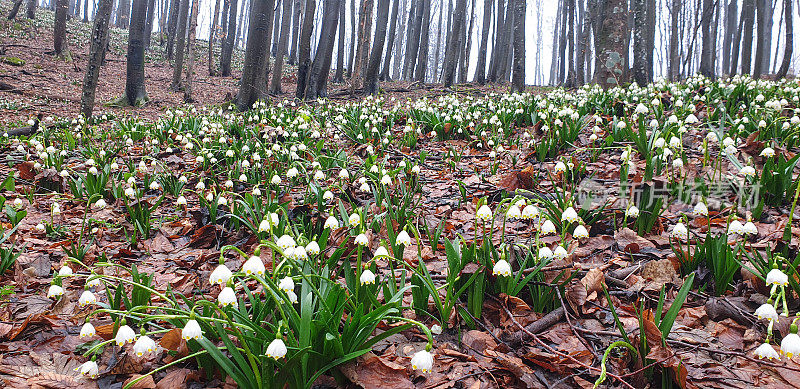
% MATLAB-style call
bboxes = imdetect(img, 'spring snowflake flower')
[554,161,567,174]
[58,266,73,277]
[286,290,298,303]
[476,205,493,221]
[561,207,580,224]
[306,241,320,256]
[626,205,640,218]
[781,333,800,358]
[538,246,554,260]
[324,216,340,229]
[540,219,557,235]
[728,220,745,235]
[279,276,295,293]
[739,166,756,177]
[360,269,377,285]
[743,220,758,235]
[78,290,97,307]
[411,350,434,373]
[760,147,775,158]
[349,213,361,227]
[277,235,296,251]
[176,195,187,206]
[47,285,64,298]
[242,256,265,276]
[79,322,96,338]
[521,205,539,219]
[693,202,708,217]
[133,335,157,356]
[182,320,202,341]
[373,246,390,258]
[266,338,287,360]
[396,230,412,246]
[355,234,369,246]
[209,264,232,286]
[93,199,107,209]
[766,268,789,286]
[755,303,779,322]
[492,260,512,277]
[671,222,689,240]
[75,360,99,378]
[572,225,589,239]
[218,287,238,308]
[553,246,569,260]
[506,205,521,219]
[755,343,780,360]
[115,325,136,346]
[338,168,350,180]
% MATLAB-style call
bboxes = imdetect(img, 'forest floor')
[2,2,800,389]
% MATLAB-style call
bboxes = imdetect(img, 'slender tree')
[271,0,282,55]
[365,0,390,93]
[347,0,357,76]
[722,0,738,75]
[7,0,25,19]
[305,0,342,98]
[699,0,716,77]
[333,0,346,82]
[632,0,648,85]
[593,0,627,87]
[54,0,69,56]
[171,0,189,90]
[380,0,401,80]
[474,0,491,84]
[118,0,131,27]
[414,0,431,81]
[441,0,466,87]
[208,0,221,75]
[510,0,524,91]
[269,0,292,93]
[81,0,113,118]
[124,0,149,105]
[776,0,792,79]
[219,0,239,76]
[668,0,680,80]
[352,0,373,88]
[740,0,756,74]
[165,0,180,58]
[237,0,276,109]
[288,0,301,64]
[295,0,315,98]
[753,0,769,77]
[26,0,35,18]
[183,0,199,101]
[143,0,157,48]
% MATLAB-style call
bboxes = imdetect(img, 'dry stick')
[491,295,636,389]
[556,287,602,361]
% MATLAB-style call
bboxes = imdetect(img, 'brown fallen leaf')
[156,368,198,389]
[340,352,412,389]
[124,374,157,389]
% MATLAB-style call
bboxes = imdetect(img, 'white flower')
[181,320,203,340]
[394,231,411,247]
[125,187,136,198]
[572,225,589,239]
[360,269,377,285]
[538,247,553,260]
[78,290,97,307]
[693,202,708,217]
[540,219,556,235]
[760,147,775,158]
[554,161,567,173]
[279,276,295,293]
[740,166,756,177]
[430,324,442,335]
[492,260,512,277]
[781,333,800,358]
[286,290,298,303]
[755,343,780,360]
[506,205,521,219]
[766,268,789,286]
[277,235,296,251]
[79,322,96,338]
[373,246,390,258]
[728,220,745,235]
[410,350,434,373]
[215,286,238,307]
[93,199,107,209]
[743,221,758,235]
[324,216,340,229]
[75,360,99,378]
[209,264,232,286]
[561,207,580,224]
[47,285,64,298]
[133,335,157,356]
[176,195,187,206]
[626,205,640,218]
[58,266,73,277]
[553,246,568,260]
[115,325,136,346]
[755,303,779,322]
[476,205,492,221]
[306,241,320,256]
[349,213,361,227]
[242,256,265,276]
[355,233,368,246]
[671,222,689,240]
[521,205,539,219]
[266,338,288,359]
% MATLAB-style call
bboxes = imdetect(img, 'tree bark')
[753,0,769,77]
[236,0,275,109]
[271,0,281,56]
[722,0,737,75]
[593,0,627,88]
[352,0,373,88]
[741,0,756,75]
[117,0,130,27]
[632,0,647,85]
[26,0,36,18]
[305,0,341,98]
[441,0,466,87]
[166,0,180,58]
[334,0,346,82]
[380,0,401,80]
[288,0,301,64]
[171,0,189,89]
[143,0,157,48]
[208,0,221,75]
[7,0,24,19]
[125,0,149,105]
[81,0,113,118]
[413,0,431,82]
[776,0,792,79]
[699,0,715,77]
[269,0,292,93]
[54,0,69,56]
[510,0,524,92]
[347,0,357,76]
[294,0,315,99]
[219,0,238,76]
[365,0,390,93]
[403,0,423,80]
[183,0,199,101]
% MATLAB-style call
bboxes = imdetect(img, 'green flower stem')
[122,350,207,389]
[593,340,638,389]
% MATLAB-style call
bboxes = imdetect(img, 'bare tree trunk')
[473,0,491,83]
[269,0,292,93]
[7,0,25,19]
[441,0,466,87]
[510,0,524,92]
[81,0,113,118]
[699,0,715,77]
[288,0,301,64]
[366,0,390,93]
[165,0,180,58]
[171,0,189,89]
[460,0,475,83]
[143,0,157,48]
[381,0,401,80]
[403,0,422,79]
[26,0,36,18]
[125,0,149,105]
[753,0,769,77]
[632,0,647,85]
[118,0,130,27]
[776,0,792,78]
[294,0,315,98]
[741,0,755,74]
[271,0,281,56]
[564,0,575,86]
[575,0,587,85]
[414,0,431,81]
[183,0,199,101]
[333,0,346,82]
[722,0,737,75]
[306,0,341,98]
[353,0,373,88]
[593,0,627,88]
[220,0,238,75]
[54,0,69,56]
[497,0,513,82]
[644,0,655,80]
[668,0,680,80]
[347,0,358,76]
[236,0,275,109]
[392,0,407,79]
[208,0,221,75]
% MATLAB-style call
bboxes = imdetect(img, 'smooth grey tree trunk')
[441,0,466,87]
[269,0,292,93]
[668,0,680,80]
[353,0,373,88]
[288,0,301,64]
[165,0,180,58]
[776,0,792,79]
[741,0,756,74]
[632,0,647,85]
[171,0,189,89]
[699,0,715,77]
[81,0,113,118]
[219,0,238,75]
[365,0,390,93]
[271,0,281,56]
[125,0,149,105]
[594,0,627,87]
[236,0,275,109]
[143,0,156,48]
[722,0,738,75]
[414,0,431,82]
[403,0,423,79]
[208,0,221,75]
[334,0,346,82]
[183,0,199,101]
[380,0,401,80]
[306,0,341,98]
[347,0,358,76]
[294,0,315,98]
[54,0,69,55]
[510,0,524,92]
